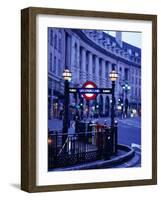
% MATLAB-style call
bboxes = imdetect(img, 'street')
[48,116,141,147]
[117,117,141,146]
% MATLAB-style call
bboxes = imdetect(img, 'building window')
[79,54,82,69]
[135,77,137,85]
[92,56,95,74]
[112,63,115,70]
[132,76,134,84]
[48,78,51,89]
[48,88,52,96]
[53,56,56,73]
[139,78,141,85]
[74,43,77,66]
[105,62,108,79]
[131,68,134,74]
[131,86,134,96]
[86,52,89,73]
[49,53,52,72]
[99,59,102,76]
[66,34,71,67]
[128,49,132,55]
[50,29,53,46]
[58,59,61,76]
[54,34,57,49]
[139,88,141,97]
[135,52,139,57]
[135,88,137,96]
[124,68,128,81]
[136,70,138,76]
[58,38,61,53]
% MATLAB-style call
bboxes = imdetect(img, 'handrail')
[57,137,69,156]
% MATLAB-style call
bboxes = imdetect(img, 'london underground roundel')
[82,81,97,100]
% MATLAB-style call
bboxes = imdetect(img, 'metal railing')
[48,125,117,170]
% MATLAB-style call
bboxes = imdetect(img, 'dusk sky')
[107,31,141,48]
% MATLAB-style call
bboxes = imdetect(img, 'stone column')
[81,48,86,82]
[88,52,93,80]
[107,62,112,88]
[71,36,75,69]
[65,34,71,69]
[95,56,99,86]
[116,64,119,99]
[101,59,106,87]
[75,41,80,84]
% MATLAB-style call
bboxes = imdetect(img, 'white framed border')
[36,14,152,186]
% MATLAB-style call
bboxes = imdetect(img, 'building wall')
[48,28,141,119]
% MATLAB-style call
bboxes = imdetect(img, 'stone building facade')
[48,28,141,119]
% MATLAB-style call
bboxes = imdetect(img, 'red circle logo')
[82,81,97,100]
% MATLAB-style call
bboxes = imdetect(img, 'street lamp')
[109,70,118,127]
[122,82,130,117]
[109,70,118,154]
[62,69,72,81]
[122,83,131,93]
[62,69,72,145]
[109,70,119,82]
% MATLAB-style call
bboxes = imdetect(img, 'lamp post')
[62,69,72,144]
[109,70,118,127]
[122,83,130,117]
[109,70,118,154]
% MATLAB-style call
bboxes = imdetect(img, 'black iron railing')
[48,125,117,170]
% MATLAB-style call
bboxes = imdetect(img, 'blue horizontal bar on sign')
[79,88,100,94]
[69,88,112,94]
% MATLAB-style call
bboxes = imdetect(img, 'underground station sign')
[69,81,112,100]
